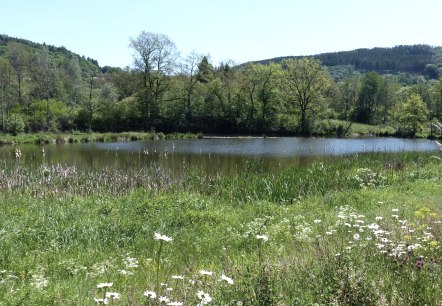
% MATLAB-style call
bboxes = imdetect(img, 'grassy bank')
[0,152,441,305]
[0,131,199,145]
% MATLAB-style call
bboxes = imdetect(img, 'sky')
[1,0,441,68]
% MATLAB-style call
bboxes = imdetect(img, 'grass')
[0,151,441,305]
[0,131,198,145]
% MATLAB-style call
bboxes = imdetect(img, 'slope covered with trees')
[254,45,442,79]
[0,33,442,137]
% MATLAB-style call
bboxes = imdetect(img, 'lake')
[1,137,439,174]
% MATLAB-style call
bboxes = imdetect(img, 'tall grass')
[0,151,440,304]
[0,131,198,145]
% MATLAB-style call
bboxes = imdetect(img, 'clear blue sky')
[1,0,441,68]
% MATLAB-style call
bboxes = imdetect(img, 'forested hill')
[253,45,442,76]
[0,34,101,76]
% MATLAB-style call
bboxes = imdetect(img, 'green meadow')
[0,151,441,305]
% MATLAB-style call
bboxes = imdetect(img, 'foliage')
[282,58,332,134]
[398,93,429,135]
[255,44,438,76]
[4,113,25,135]
[0,34,441,137]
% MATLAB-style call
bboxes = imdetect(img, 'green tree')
[181,51,204,123]
[196,56,214,84]
[129,31,179,127]
[431,77,442,120]
[377,76,399,124]
[398,93,428,135]
[282,58,331,134]
[7,42,29,105]
[336,75,360,121]
[29,46,58,130]
[354,72,381,124]
[240,63,281,131]
[0,58,14,131]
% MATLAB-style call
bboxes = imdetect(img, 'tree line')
[0,32,442,136]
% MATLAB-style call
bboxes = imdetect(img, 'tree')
[240,63,280,131]
[0,58,14,131]
[398,93,428,135]
[129,31,179,127]
[282,58,331,134]
[354,72,381,124]
[7,42,29,105]
[180,51,204,122]
[196,56,214,83]
[377,76,399,124]
[29,46,58,130]
[336,76,360,121]
[431,77,442,120]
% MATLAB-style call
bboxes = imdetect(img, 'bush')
[5,114,25,136]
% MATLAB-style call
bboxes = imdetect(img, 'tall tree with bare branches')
[129,31,179,127]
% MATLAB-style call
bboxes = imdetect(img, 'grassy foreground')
[0,153,441,305]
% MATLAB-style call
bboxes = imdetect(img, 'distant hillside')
[0,34,101,77]
[251,45,442,78]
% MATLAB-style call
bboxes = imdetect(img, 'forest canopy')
[0,33,441,137]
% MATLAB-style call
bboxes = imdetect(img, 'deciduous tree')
[282,58,331,134]
[398,93,428,135]
[129,31,179,127]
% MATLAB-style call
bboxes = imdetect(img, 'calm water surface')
[1,137,439,174]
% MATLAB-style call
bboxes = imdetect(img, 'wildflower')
[392,208,399,212]
[97,282,113,289]
[415,257,424,269]
[154,232,173,242]
[326,231,333,235]
[124,257,139,268]
[199,270,213,276]
[172,275,184,280]
[94,298,109,304]
[197,290,213,304]
[353,234,360,240]
[314,219,321,223]
[368,223,380,230]
[159,296,170,303]
[220,274,234,285]
[14,149,22,158]
[256,234,269,241]
[144,290,157,299]
[167,302,183,306]
[375,216,383,221]
[118,269,133,275]
[105,292,121,299]
[373,229,384,236]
